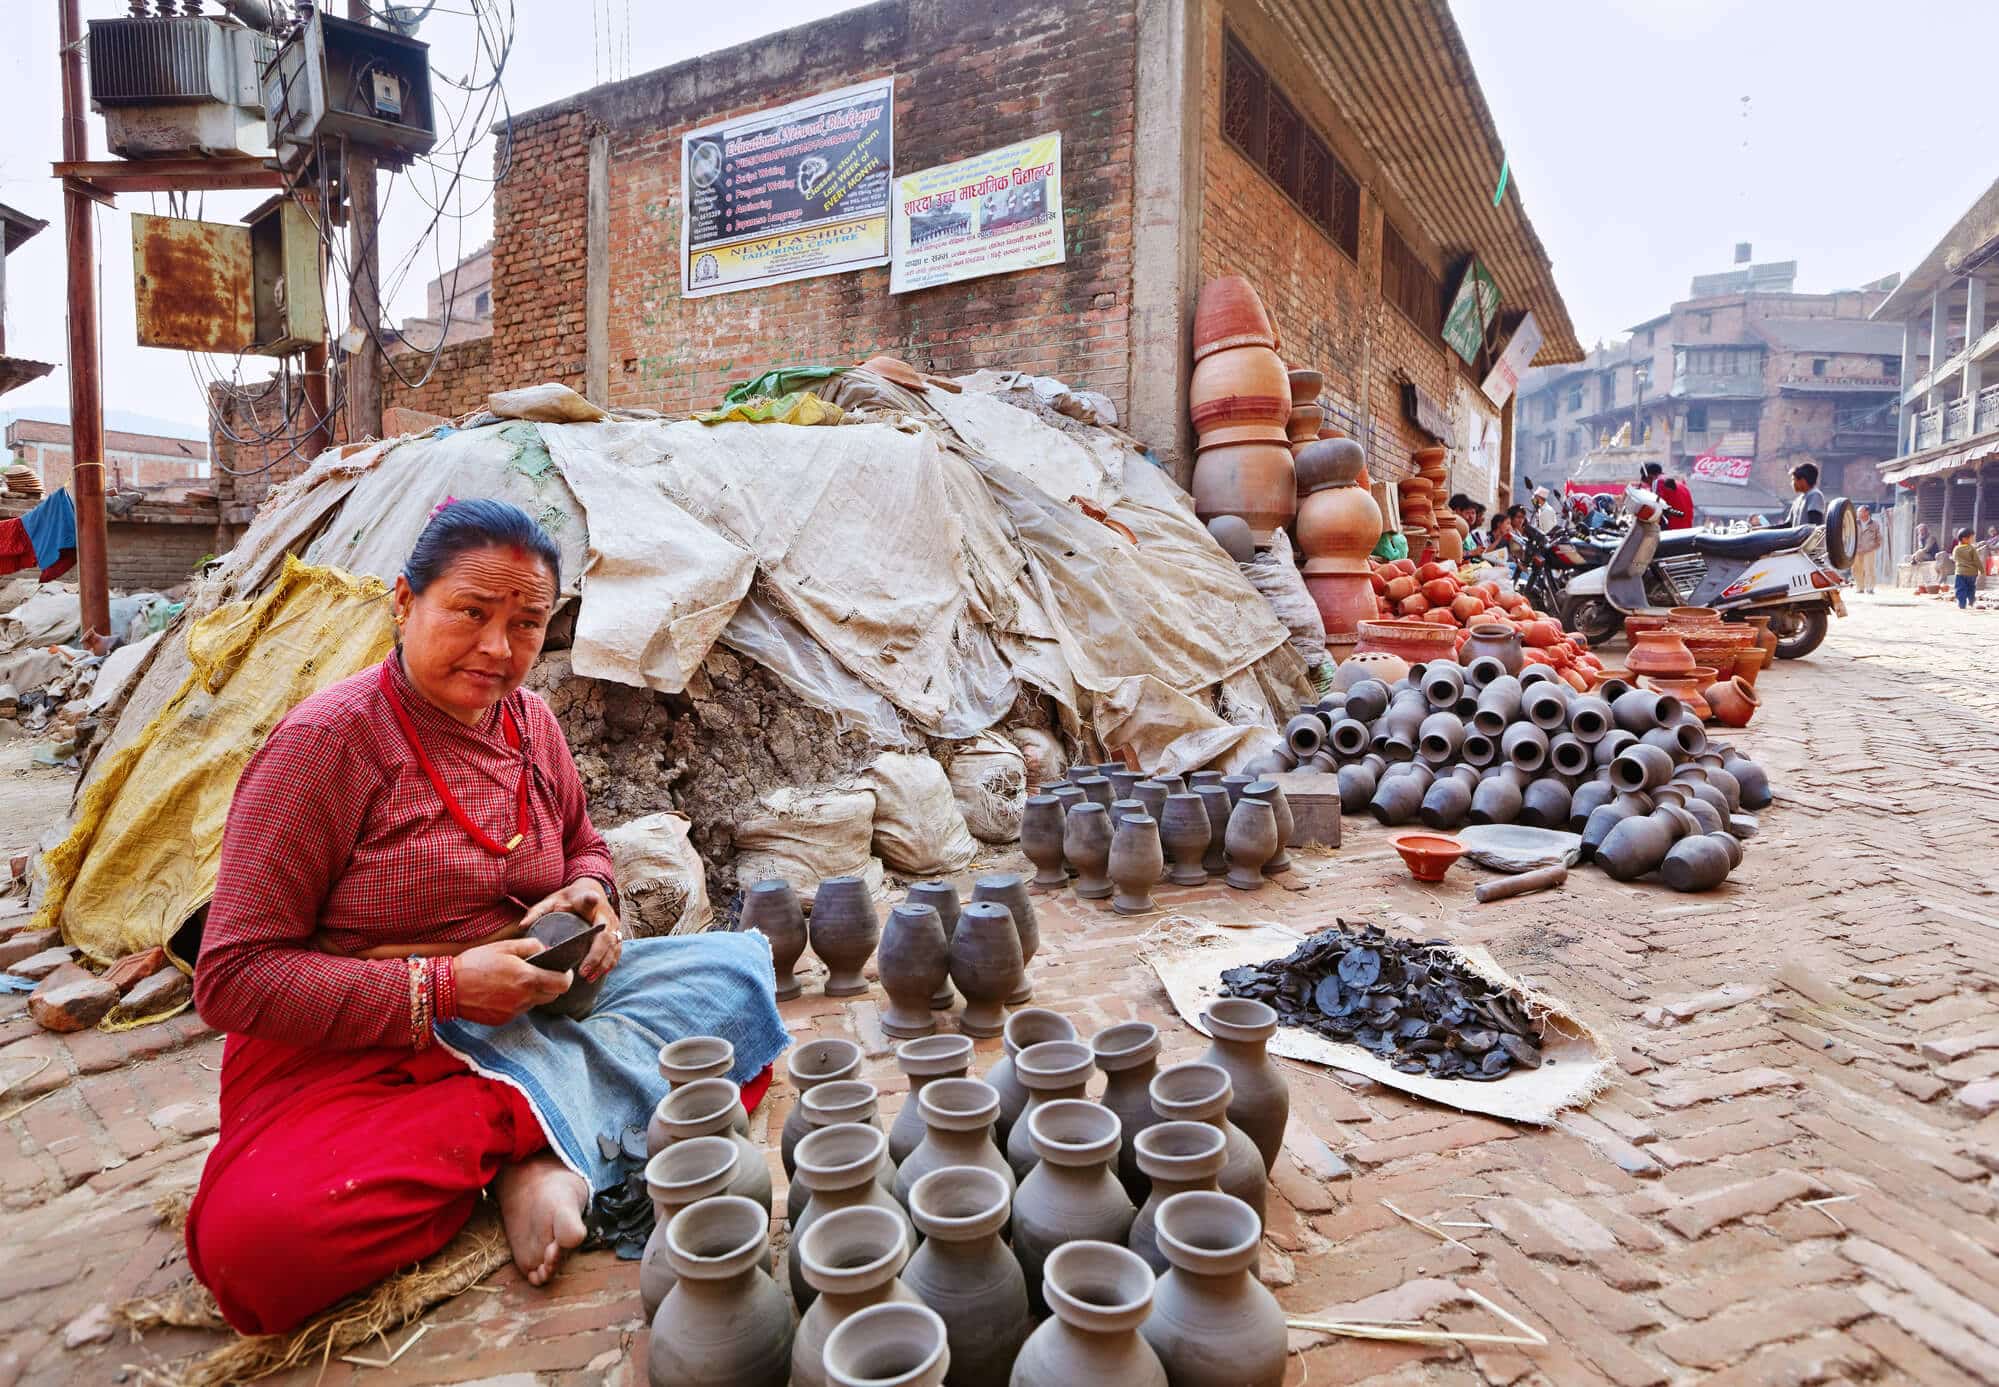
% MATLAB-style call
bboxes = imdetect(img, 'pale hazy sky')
[1,0,1994,434]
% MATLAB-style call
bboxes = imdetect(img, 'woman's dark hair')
[403,498,561,595]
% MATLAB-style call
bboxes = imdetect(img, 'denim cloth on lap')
[434,931,789,1190]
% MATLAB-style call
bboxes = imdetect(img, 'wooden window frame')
[1380,218,1441,339]
[1222,29,1360,261]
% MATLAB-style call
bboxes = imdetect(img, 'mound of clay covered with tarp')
[35,367,1308,966]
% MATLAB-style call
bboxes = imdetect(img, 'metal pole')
[58,0,110,644]
[301,342,333,459]
[344,0,382,441]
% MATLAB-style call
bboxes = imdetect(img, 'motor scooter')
[1561,487,1856,659]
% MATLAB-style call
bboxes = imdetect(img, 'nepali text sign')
[1442,258,1501,367]
[1479,311,1542,407]
[1690,453,1754,486]
[680,78,893,298]
[890,132,1065,294]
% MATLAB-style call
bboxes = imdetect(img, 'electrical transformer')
[88,14,277,159]
[261,9,436,171]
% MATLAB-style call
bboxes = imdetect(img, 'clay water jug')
[1472,674,1521,735]
[1336,763,1377,814]
[1012,1100,1137,1315]
[970,874,1039,1006]
[907,881,963,1009]
[1610,742,1674,793]
[640,1135,744,1322]
[1005,1040,1094,1182]
[793,1204,921,1387]
[1010,1241,1167,1387]
[1663,833,1734,891]
[1548,733,1591,778]
[1597,808,1681,881]
[1191,442,1296,542]
[987,1009,1076,1144]
[1223,797,1278,888]
[1092,1021,1164,1203]
[1148,1062,1264,1221]
[791,1124,914,1312]
[1198,999,1288,1173]
[889,1034,974,1167]
[903,1167,1030,1387]
[1158,794,1212,886]
[824,1302,951,1387]
[895,1077,1015,1212]
[1138,1192,1286,1387]
[647,1077,771,1214]
[794,1080,890,1221]
[1519,778,1573,829]
[1109,813,1164,915]
[659,1035,747,1136]
[1020,795,1068,889]
[1461,624,1523,680]
[1064,802,1114,900]
[784,1039,865,1180]
[1193,785,1233,874]
[879,903,951,1039]
[1593,728,1639,767]
[741,879,807,1001]
[811,876,880,997]
[1469,775,1522,824]
[1420,774,1472,828]
[649,1196,794,1387]
[947,902,1024,1039]
[1128,1121,1226,1275]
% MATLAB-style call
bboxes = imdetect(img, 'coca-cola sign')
[1690,453,1754,486]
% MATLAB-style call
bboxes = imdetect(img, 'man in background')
[1789,463,1827,527]
[1641,461,1695,530]
[1852,505,1882,593]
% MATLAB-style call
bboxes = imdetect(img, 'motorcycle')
[1515,521,1622,622]
[1561,486,1856,659]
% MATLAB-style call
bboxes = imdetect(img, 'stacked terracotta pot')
[1294,437,1383,663]
[1285,370,1324,450]
[1189,277,1295,543]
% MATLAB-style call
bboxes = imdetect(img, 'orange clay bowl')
[1391,832,1466,883]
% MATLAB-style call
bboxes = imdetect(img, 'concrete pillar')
[1929,287,1949,405]
[1128,0,1203,488]
[585,130,611,406]
[1964,276,1986,402]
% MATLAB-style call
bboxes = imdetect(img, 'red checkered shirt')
[195,655,617,1050]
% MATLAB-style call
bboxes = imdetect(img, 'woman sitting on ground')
[185,499,787,1335]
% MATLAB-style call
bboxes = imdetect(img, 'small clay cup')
[741,879,808,1001]
[811,876,880,997]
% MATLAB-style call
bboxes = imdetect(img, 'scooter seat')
[1654,526,1815,561]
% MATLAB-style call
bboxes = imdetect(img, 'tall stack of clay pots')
[1294,437,1383,662]
[1189,277,1295,542]
[1286,369,1324,449]
[1392,445,1453,562]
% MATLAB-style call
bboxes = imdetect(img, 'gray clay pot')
[1005,1041,1094,1183]
[1336,763,1377,814]
[1132,777,1170,819]
[888,1033,974,1167]
[790,1124,915,1314]
[906,881,963,1011]
[648,1077,771,1213]
[1460,730,1498,767]
[987,1009,1076,1145]
[1327,716,1369,758]
[1722,754,1773,809]
[1012,1100,1137,1316]
[1128,1121,1226,1275]
[902,1167,1028,1387]
[1020,795,1069,890]
[895,1076,1013,1211]
[1548,733,1591,778]
[1418,711,1465,765]
[1284,714,1326,760]
[792,1204,920,1387]
[1710,828,1746,868]
[1138,1192,1287,1387]
[1611,688,1680,734]
[1501,722,1550,772]
[879,904,950,1039]
[1010,1241,1166,1387]
[1160,794,1213,887]
[1472,675,1522,735]
[1074,775,1113,809]
[1146,1062,1264,1223]
[1566,695,1613,743]
[970,874,1038,1007]
[1093,1020,1165,1204]
[1610,743,1675,793]
[1222,797,1278,889]
[811,877,880,998]
[1421,663,1464,710]
[1109,770,1143,802]
[1663,832,1734,892]
[946,902,1023,1039]
[1341,679,1390,724]
[1193,786,1234,875]
[649,1197,793,1387]
[1520,682,1570,731]
[1199,999,1287,1175]
[1597,677,1634,703]
[822,1302,950,1387]
[1568,779,1615,831]
[783,1039,864,1178]
[1597,808,1680,880]
[1518,778,1572,829]
[1109,799,1146,834]
[1064,803,1114,900]
[1593,728,1639,768]
[741,880,807,1002]
[1420,774,1472,828]
[659,1035,746,1136]
[1109,813,1165,916]
[1242,782,1294,872]
[640,1136,746,1322]
[1368,773,1425,827]
[1207,515,1256,564]
[1469,775,1522,824]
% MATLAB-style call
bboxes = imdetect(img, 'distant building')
[393,242,493,350]
[1515,248,1901,508]
[4,410,209,494]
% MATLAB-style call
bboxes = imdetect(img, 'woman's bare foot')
[498,1153,589,1286]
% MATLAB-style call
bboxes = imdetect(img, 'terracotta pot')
[946,902,1024,1039]
[649,1197,793,1387]
[1193,785,1234,875]
[1644,675,1711,721]
[1005,1041,1095,1182]
[987,1009,1077,1145]
[811,876,880,997]
[1669,606,1721,626]
[1391,831,1465,882]
[1286,405,1324,441]
[790,1124,915,1313]
[1013,1100,1138,1315]
[1140,1192,1287,1387]
[1354,618,1457,664]
[1705,675,1759,728]
[1011,1241,1167,1387]
[1191,443,1296,541]
[1109,813,1164,916]
[1222,797,1278,890]
[1192,276,1278,360]
[793,1204,920,1387]
[1129,1122,1227,1275]
[902,1166,1029,1387]
[1627,629,1695,678]
[1189,346,1289,432]
[888,1034,974,1168]
[1147,1062,1265,1222]
[1286,368,1323,404]
[823,1302,951,1387]
[641,1136,747,1321]
[1093,1022,1165,1204]
[1742,614,1780,660]
[1296,484,1383,576]
[1193,421,1290,448]
[1731,645,1769,687]
[1198,999,1287,1174]
[784,1039,865,1180]
[1021,795,1068,890]
[741,879,807,1001]
[970,873,1039,1006]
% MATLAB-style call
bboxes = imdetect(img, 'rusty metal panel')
[131,212,254,353]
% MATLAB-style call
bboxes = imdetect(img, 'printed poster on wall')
[1691,453,1755,486]
[680,78,894,298]
[889,133,1064,294]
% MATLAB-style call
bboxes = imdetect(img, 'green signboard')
[1442,258,1500,367]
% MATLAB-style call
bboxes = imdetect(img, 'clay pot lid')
[1293,437,1366,495]
[1193,276,1279,360]
[1390,831,1466,883]
[859,354,927,390]
[896,1033,975,1077]
[789,1037,865,1087]
[659,1035,734,1085]
[1003,1007,1078,1056]
[908,1165,1010,1242]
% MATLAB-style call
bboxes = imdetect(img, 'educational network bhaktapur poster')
[890,133,1065,294]
[679,78,894,298]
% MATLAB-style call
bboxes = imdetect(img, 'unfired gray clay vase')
[1663,833,1733,891]
[793,1080,889,1222]
[946,902,1023,1039]
[1159,794,1212,887]
[1193,785,1233,874]
[1020,795,1068,890]
[647,1077,770,1214]
[889,1033,974,1167]
[640,1135,744,1322]
[1469,775,1522,824]
[1005,1040,1094,1182]
[895,1076,1014,1212]
[822,1302,950,1387]
[659,1035,746,1136]
[784,1039,864,1179]
[811,876,880,998]
[1420,774,1471,828]
[649,1196,793,1387]
[970,874,1038,1007]
[1010,1241,1166,1387]
[1012,1100,1137,1315]
[1337,763,1377,814]
[790,1123,914,1312]
[1092,1021,1163,1204]
[1198,998,1288,1174]
[792,1203,920,1387]
[907,881,963,1010]
[879,903,950,1039]
[741,879,807,1002]
[1065,802,1114,900]
[1109,813,1164,915]
[1138,1191,1286,1387]
[1147,1062,1264,1221]
[1127,1121,1225,1275]
[987,1009,1076,1144]
[903,1166,1029,1387]
[1223,798,1278,889]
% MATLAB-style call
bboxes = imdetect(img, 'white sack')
[945,732,1027,843]
[1008,726,1068,788]
[1240,529,1327,667]
[488,382,607,422]
[603,811,713,937]
[0,586,81,651]
[88,631,163,714]
[862,752,978,876]
[733,784,887,905]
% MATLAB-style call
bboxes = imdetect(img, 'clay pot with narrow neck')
[1418,712,1466,767]
[782,1037,864,1173]
[741,879,807,1001]
[1721,753,1773,809]
[1139,1192,1287,1387]
[793,1204,920,1387]
[1128,1121,1226,1275]
[878,903,950,1040]
[1472,675,1521,735]
[649,1196,793,1387]
[987,1009,1077,1145]
[1223,797,1278,888]
[811,876,880,998]
[1065,802,1114,900]
[1663,832,1735,891]
[1199,999,1288,1174]
[1109,813,1164,915]
[647,1077,770,1213]
[793,1080,889,1221]
[1147,1062,1264,1221]
[1337,763,1378,814]
[1610,688,1681,734]
[969,874,1038,1006]
[640,1136,746,1322]
[1159,794,1213,887]
[1012,1100,1138,1315]
[888,1033,974,1167]
[902,1166,1030,1387]
[1519,778,1573,829]
[1627,629,1696,678]
[1569,778,1616,831]
[1005,1040,1095,1182]
[1598,808,1683,881]
[1194,785,1233,875]
[1520,681,1570,731]
[1092,1021,1164,1204]
[1191,443,1296,542]
[905,881,962,1010]
[1461,623,1524,679]
[895,1077,1014,1211]
[946,902,1023,1039]
[790,1124,915,1313]
[823,1302,950,1387]
[1011,1241,1167,1387]
[1020,795,1068,890]
[1705,675,1759,728]
[659,1035,746,1136]
[1501,722,1549,773]
[1469,774,1522,824]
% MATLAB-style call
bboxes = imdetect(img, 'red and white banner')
[1690,453,1754,487]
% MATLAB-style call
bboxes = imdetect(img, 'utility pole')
[58,0,110,644]
[344,0,383,441]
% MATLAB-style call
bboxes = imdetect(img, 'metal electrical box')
[131,204,324,358]
[261,10,436,171]
[88,15,276,159]
[246,198,326,355]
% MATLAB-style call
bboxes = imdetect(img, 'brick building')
[392,243,495,351]
[4,411,209,496]
[381,0,1579,501]
[1516,251,1901,506]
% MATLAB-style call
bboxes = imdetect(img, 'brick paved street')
[4,590,1999,1386]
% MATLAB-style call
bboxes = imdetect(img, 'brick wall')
[382,337,494,420]
[488,0,1137,419]
[207,379,321,514]
[105,519,214,591]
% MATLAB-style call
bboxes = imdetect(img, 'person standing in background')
[1952,528,1981,609]
[1852,505,1882,593]
[1788,463,1827,527]
[1641,461,1695,531]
